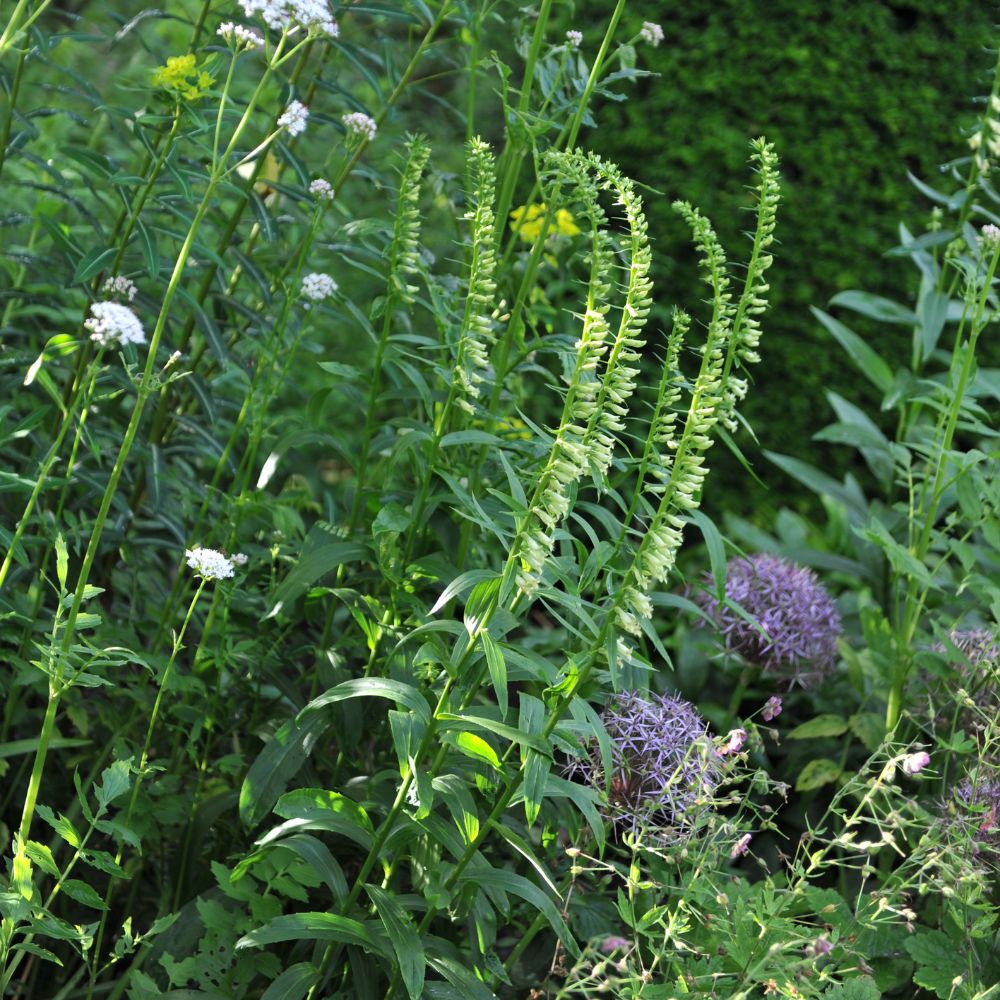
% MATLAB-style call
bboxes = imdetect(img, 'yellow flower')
[509,203,581,243]
[151,54,214,101]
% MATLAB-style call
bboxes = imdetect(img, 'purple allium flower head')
[953,772,1000,858]
[762,695,783,722]
[933,628,999,666]
[565,691,719,841]
[697,554,842,688]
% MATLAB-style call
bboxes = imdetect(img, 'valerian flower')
[696,554,842,688]
[185,547,246,580]
[565,691,719,841]
[278,99,309,137]
[309,178,335,201]
[101,275,137,302]
[639,21,664,46]
[151,54,214,101]
[239,0,338,36]
[566,30,583,47]
[342,111,378,142]
[85,301,146,347]
[217,21,264,48]
[301,272,336,302]
[979,224,1000,249]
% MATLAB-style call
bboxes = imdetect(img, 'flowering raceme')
[697,554,842,688]
[565,691,719,840]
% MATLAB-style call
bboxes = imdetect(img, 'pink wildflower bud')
[761,695,782,721]
[600,936,630,954]
[730,833,752,859]
[718,728,747,756]
[902,751,930,775]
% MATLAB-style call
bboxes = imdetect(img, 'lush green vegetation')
[0,3,998,998]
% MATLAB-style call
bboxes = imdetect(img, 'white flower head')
[85,301,146,348]
[218,21,264,48]
[979,223,1000,250]
[309,177,335,201]
[301,272,337,302]
[342,111,377,142]
[566,30,583,47]
[238,0,339,36]
[186,547,246,580]
[639,21,664,46]
[101,275,137,302]
[278,99,309,137]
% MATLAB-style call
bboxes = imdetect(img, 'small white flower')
[901,751,930,775]
[979,223,1000,249]
[309,178,335,201]
[218,21,264,47]
[85,301,146,347]
[301,272,337,301]
[101,275,137,302]
[566,30,583,47]
[278,99,309,137]
[231,552,249,566]
[185,547,245,580]
[342,111,377,142]
[239,0,338,36]
[639,21,664,46]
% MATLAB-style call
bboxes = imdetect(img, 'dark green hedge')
[582,0,996,516]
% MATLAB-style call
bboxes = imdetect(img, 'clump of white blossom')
[217,21,264,48]
[343,111,377,142]
[979,223,1000,250]
[566,30,583,47]
[640,21,664,46]
[238,0,338,36]
[185,547,246,580]
[278,99,309,137]
[85,301,146,347]
[301,272,337,302]
[101,275,137,302]
[309,178,335,201]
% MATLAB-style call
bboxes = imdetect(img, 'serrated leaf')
[796,757,842,792]
[60,878,108,910]
[849,712,886,752]
[786,715,849,740]
[904,930,965,999]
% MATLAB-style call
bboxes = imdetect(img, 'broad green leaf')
[365,884,425,1000]
[55,534,68,591]
[236,913,390,958]
[24,842,60,879]
[436,712,548,754]
[849,712,886,752]
[300,678,431,724]
[481,632,508,717]
[35,805,81,848]
[60,879,107,910]
[464,576,501,635]
[262,834,347,903]
[261,963,319,1000]
[429,569,499,614]
[904,930,965,999]
[460,865,579,958]
[451,731,500,770]
[810,307,893,393]
[522,751,550,828]
[239,711,331,828]
[796,757,842,792]
[786,715,849,740]
[828,290,917,325]
[95,759,132,811]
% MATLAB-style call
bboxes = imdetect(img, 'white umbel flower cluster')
[278,99,309,137]
[309,178,335,201]
[185,547,246,580]
[343,112,377,142]
[301,272,337,301]
[85,301,146,347]
[566,30,583,47]
[218,21,264,47]
[238,0,338,36]
[101,275,137,302]
[640,21,664,46]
